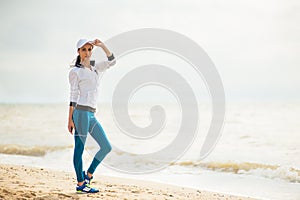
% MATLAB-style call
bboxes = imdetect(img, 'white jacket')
[69,56,116,109]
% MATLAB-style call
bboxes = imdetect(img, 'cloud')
[0,0,299,102]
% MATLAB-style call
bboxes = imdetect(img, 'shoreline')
[0,164,257,200]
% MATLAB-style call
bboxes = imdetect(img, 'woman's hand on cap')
[93,39,104,47]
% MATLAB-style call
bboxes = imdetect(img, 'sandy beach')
[0,164,256,200]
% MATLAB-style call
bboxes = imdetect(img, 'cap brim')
[78,40,94,49]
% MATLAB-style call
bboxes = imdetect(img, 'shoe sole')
[76,190,99,194]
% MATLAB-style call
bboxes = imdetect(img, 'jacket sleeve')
[68,69,79,107]
[94,53,116,72]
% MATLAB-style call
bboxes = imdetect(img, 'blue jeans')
[72,109,112,182]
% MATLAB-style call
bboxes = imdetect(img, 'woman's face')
[78,43,93,61]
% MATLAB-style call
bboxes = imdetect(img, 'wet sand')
[0,164,256,200]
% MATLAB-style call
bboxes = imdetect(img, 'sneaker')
[83,171,93,185]
[76,181,99,193]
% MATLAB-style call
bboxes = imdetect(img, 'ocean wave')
[170,161,300,183]
[0,144,72,157]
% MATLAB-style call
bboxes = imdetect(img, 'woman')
[68,38,116,193]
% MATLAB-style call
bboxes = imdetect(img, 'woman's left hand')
[92,38,112,57]
[93,39,104,47]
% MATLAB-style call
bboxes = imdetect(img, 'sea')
[0,102,299,200]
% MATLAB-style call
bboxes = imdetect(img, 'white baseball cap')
[76,39,94,49]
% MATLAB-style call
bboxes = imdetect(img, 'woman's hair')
[75,54,81,67]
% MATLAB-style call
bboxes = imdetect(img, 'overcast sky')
[0,0,299,103]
